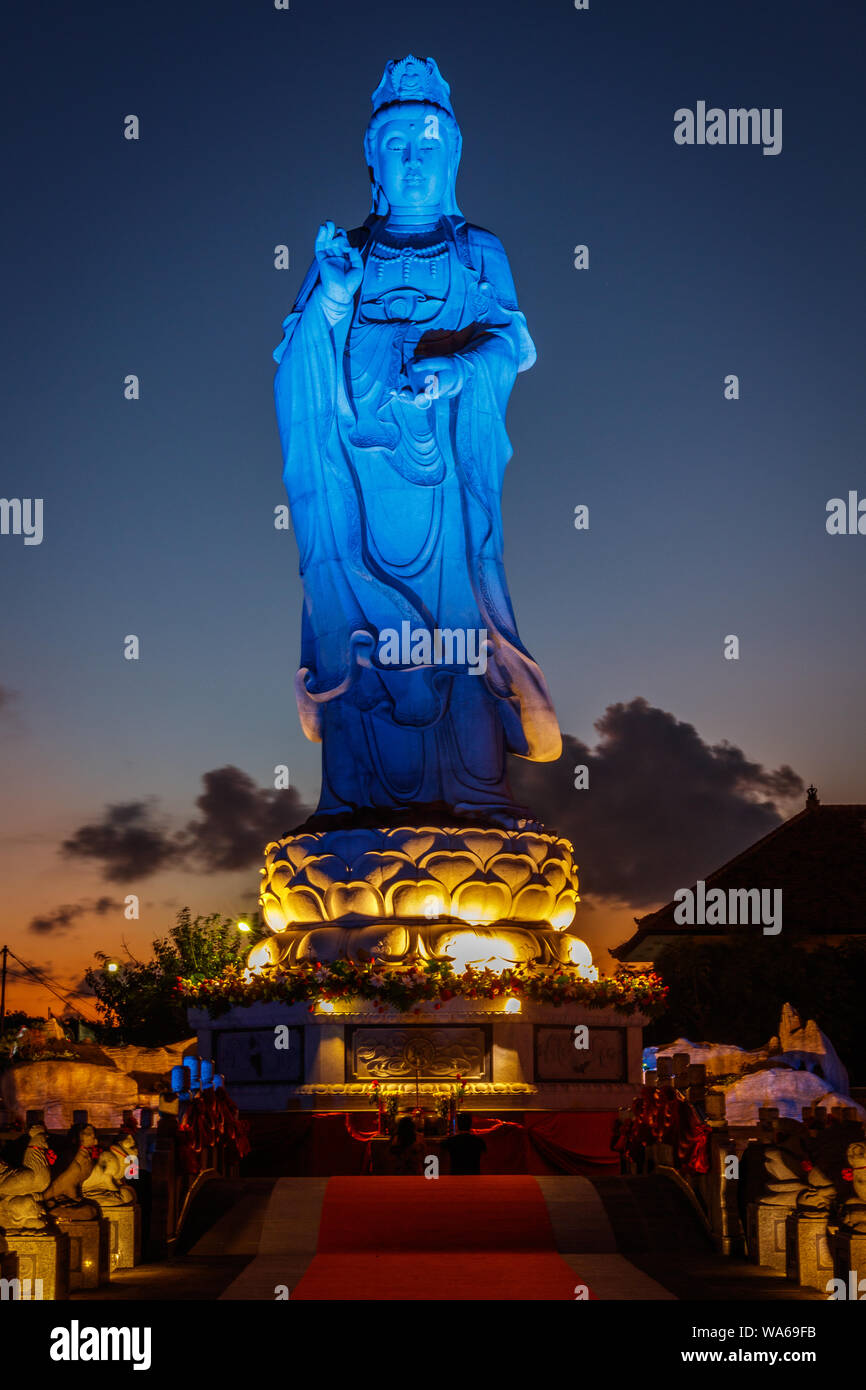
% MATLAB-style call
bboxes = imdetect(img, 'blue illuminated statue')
[274,56,560,829]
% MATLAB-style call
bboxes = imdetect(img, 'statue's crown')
[370,55,454,119]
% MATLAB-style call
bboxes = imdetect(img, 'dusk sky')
[3,0,864,1016]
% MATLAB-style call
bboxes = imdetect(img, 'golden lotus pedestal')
[255,823,581,944]
[249,822,588,972]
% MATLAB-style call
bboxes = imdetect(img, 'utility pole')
[0,944,7,1033]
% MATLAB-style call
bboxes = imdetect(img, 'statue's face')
[376,109,450,211]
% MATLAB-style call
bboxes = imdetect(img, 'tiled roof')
[611,803,866,961]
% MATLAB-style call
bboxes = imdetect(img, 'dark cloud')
[70,976,97,998]
[510,698,804,908]
[183,765,307,871]
[61,766,308,882]
[0,683,23,731]
[29,895,124,935]
[61,802,184,882]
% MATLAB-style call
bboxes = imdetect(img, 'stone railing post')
[148,1109,179,1259]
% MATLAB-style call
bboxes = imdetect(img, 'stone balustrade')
[631,1051,866,1295]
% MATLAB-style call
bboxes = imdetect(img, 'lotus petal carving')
[258,824,578,930]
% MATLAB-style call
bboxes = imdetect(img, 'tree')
[85,908,265,1045]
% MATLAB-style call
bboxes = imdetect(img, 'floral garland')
[177,958,667,1017]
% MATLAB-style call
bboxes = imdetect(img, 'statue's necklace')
[371,223,449,282]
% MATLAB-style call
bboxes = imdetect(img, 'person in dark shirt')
[384,1116,425,1175]
[443,1113,487,1174]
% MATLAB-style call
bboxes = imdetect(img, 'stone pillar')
[305,1024,346,1086]
[829,1230,866,1297]
[52,1211,110,1290]
[705,1090,727,1125]
[625,1023,644,1085]
[656,1056,674,1084]
[492,1021,531,1085]
[91,1201,140,1273]
[672,1052,690,1086]
[807,1105,828,1132]
[148,1113,178,1258]
[686,1064,707,1109]
[757,1108,780,1149]
[786,1213,833,1292]
[708,1129,742,1255]
[746,1200,790,1271]
[1,1230,70,1300]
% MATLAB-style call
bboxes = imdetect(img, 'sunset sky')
[3,0,864,1018]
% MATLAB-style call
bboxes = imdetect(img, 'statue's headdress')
[364,55,462,217]
[369,55,455,120]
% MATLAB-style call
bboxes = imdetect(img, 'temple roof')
[611,799,866,963]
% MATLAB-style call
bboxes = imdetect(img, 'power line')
[5,979,94,1006]
[6,950,101,1024]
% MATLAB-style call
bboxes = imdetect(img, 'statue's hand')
[315,221,363,306]
[405,355,465,403]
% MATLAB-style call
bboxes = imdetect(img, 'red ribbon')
[177,1089,251,1172]
[613,1088,710,1174]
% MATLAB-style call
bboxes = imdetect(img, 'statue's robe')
[274,214,560,823]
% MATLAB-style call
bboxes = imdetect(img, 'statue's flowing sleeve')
[451,227,560,762]
[271,263,361,742]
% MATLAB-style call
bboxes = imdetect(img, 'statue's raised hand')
[315,221,363,306]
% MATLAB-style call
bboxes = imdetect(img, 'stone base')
[1,1231,69,1300]
[830,1229,866,1295]
[746,1201,791,1271]
[92,1202,141,1272]
[53,1213,110,1290]
[189,998,648,1114]
[785,1213,833,1291]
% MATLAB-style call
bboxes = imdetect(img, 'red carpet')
[291,1176,595,1300]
